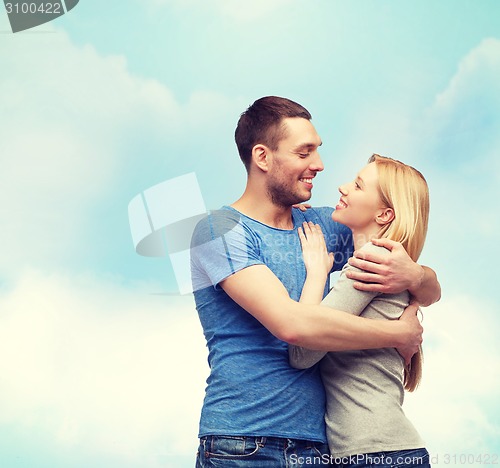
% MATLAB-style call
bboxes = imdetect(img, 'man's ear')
[251,144,271,172]
[375,207,395,226]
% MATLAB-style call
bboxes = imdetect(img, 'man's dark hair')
[235,96,312,171]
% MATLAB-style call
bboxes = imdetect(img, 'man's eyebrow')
[295,141,322,150]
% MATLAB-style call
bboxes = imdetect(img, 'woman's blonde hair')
[369,154,430,392]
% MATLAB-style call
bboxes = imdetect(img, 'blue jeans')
[195,435,331,467]
[333,448,430,468]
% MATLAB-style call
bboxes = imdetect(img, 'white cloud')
[2,272,498,466]
[424,37,500,176]
[0,23,245,279]
[0,26,176,278]
[334,37,500,172]
[0,23,243,464]
[404,295,500,458]
[422,38,500,260]
[433,38,500,117]
[0,270,207,465]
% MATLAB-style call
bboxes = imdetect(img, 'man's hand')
[346,238,424,294]
[396,301,423,364]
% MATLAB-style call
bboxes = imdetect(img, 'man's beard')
[267,175,310,208]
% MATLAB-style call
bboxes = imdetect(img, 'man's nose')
[310,152,324,172]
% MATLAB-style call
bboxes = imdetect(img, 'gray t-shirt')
[289,242,425,457]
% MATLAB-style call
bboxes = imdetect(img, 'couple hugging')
[190,96,440,468]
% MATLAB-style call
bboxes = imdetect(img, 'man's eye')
[299,153,310,158]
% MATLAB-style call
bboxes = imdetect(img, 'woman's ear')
[375,207,395,226]
[251,144,270,172]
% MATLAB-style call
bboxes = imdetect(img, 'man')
[190,96,440,467]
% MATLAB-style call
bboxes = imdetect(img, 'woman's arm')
[297,222,334,304]
[289,226,386,369]
[289,222,334,369]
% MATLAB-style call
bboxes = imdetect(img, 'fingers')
[396,301,424,364]
[370,237,399,250]
[298,222,333,274]
[292,203,312,211]
[302,221,313,237]
[348,257,387,275]
[352,280,388,293]
[298,226,305,245]
[299,223,329,257]
[409,298,421,308]
[403,301,424,322]
[401,302,420,316]
[351,250,387,266]
[400,306,423,341]
[398,347,416,366]
[300,222,324,239]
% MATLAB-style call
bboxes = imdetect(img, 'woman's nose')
[338,184,347,195]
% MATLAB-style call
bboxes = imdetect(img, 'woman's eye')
[355,182,361,189]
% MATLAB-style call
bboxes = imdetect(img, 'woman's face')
[332,162,386,230]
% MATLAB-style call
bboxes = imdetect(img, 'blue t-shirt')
[190,206,353,442]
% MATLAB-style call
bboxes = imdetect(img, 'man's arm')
[220,263,422,362]
[346,238,441,307]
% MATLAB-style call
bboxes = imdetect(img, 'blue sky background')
[0,1,499,467]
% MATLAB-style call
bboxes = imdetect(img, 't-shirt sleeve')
[190,209,264,291]
[289,345,328,369]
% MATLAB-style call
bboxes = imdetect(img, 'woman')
[289,154,431,467]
